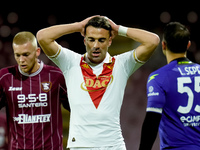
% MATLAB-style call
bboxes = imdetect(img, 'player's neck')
[30,62,40,74]
[25,60,41,75]
[166,50,186,64]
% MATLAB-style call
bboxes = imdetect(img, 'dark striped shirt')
[0,61,69,150]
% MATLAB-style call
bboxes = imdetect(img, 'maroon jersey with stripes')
[0,112,8,149]
[0,61,69,150]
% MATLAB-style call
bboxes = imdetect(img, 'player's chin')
[91,56,104,64]
[21,67,30,74]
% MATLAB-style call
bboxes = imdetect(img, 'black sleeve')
[139,112,162,150]
[0,89,6,110]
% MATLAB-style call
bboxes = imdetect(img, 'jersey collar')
[170,57,192,64]
[84,52,112,66]
[18,60,44,77]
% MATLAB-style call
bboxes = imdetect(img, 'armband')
[118,25,128,37]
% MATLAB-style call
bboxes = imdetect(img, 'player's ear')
[162,41,167,50]
[36,47,41,57]
[108,37,112,47]
[162,41,167,56]
[187,40,191,50]
[84,38,86,46]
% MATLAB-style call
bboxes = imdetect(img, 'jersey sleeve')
[139,112,162,150]
[48,45,81,74]
[116,50,144,77]
[59,74,70,112]
[146,73,166,114]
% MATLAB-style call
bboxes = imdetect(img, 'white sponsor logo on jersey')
[148,86,159,97]
[8,86,22,91]
[180,115,200,127]
[13,114,51,124]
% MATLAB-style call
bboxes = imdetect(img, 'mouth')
[92,51,101,57]
[20,65,27,69]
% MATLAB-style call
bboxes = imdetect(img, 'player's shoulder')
[0,65,18,79]
[147,65,170,83]
[147,59,190,85]
[43,64,63,75]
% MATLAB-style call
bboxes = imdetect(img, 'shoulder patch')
[148,74,159,83]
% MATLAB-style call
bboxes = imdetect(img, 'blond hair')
[13,31,38,48]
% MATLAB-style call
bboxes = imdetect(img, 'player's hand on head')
[102,16,119,39]
[78,15,119,39]
[79,15,100,36]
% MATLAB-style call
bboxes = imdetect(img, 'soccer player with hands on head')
[37,15,160,150]
[0,31,70,150]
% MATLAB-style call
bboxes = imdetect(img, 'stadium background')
[0,2,200,149]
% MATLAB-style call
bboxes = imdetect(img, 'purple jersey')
[0,61,69,150]
[147,58,200,150]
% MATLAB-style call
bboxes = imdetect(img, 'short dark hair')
[163,22,190,53]
[84,16,112,37]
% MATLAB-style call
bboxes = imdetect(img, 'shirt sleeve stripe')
[133,51,146,64]
[146,107,163,114]
[48,46,61,59]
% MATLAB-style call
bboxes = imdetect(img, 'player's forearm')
[37,22,82,56]
[127,28,159,48]
[37,22,81,43]
[127,28,160,61]
[139,112,161,150]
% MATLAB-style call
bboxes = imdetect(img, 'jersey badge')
[81,63,90,69]
[41,82,52,92]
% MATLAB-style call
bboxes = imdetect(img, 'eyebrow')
[14,52,30,55]
[87,37,107,40]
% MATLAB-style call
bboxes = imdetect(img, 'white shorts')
[70,144,126,150]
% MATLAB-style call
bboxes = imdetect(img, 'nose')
[19,55,25,62]
[93,40,100,49]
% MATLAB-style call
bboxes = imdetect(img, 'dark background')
[1,2,200,149]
